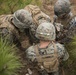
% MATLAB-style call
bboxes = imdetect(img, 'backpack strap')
[34,45,40,56]
[52,41,58,58]
[24,5,41,25]
[34,42,58,62]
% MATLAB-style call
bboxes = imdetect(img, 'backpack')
[24,5,51,43]
[24,5,51,26]
[0,15,20,41]
[0,15,19,34]
[34,42,59,73]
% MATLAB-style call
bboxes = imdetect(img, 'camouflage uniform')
[24,5,51,43]
[26,22,69,75]
[54,0,76,43]
[0,9,33,50]
[54,12,73,27]
[64,15,76,43]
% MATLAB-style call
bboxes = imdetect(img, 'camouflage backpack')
[24,5,51,26]
[0,15,20,43]
[34,42,59,73]
[24,5,51,43]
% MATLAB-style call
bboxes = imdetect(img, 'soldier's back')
[0,14,18,43]
[0,14,31,49]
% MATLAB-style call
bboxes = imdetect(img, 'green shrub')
[0,0,32,14]
[65,36,76,59]
[0,37,22,75]
[63,36,76,75]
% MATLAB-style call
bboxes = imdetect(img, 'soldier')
[26,22,69,75]
[54,0,76,43]
[0,9,33,50]
[24,5,51,43]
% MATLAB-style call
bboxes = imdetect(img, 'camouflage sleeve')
[0,28,13,44]
[69,16,76,29]
[0,28,9,37]
[29,23,39,43]
[30,23,37,36]
[53,16,64,41]
[64,16,76,43]
[0,28,13,43]
[68,16,76,38]
[26,46,36,62]
[56,43,69,61]
[53,15,63,31]
[54,23,63,32]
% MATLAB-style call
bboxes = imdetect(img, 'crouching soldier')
[26,22,69,75]
[54,0,76,43]
[0,9,33,50]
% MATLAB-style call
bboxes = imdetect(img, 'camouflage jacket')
[53,12,76,43]
[54,12,73,27]
[26,42,69,62]
[64,15,76,43]
[0,15,31,50]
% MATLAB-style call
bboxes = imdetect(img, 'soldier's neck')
[39,40,51,48]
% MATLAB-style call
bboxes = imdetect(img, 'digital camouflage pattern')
[54,12,73,41]
[54,0,76,43]
[26,43,69,62]
[26,22,69,75]
[13,9,33,29]
[63,16,76,43]
[0,14,17,43]
[54,13,76,43]
[0,10,32,50]
[35,22,56,41]
[54,12,73,27]
[54,0,71,17]
[26,42,69,73]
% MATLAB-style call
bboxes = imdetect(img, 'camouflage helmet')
[35,22,56,41]
[12,9,33,29]
[54,0,71,17]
